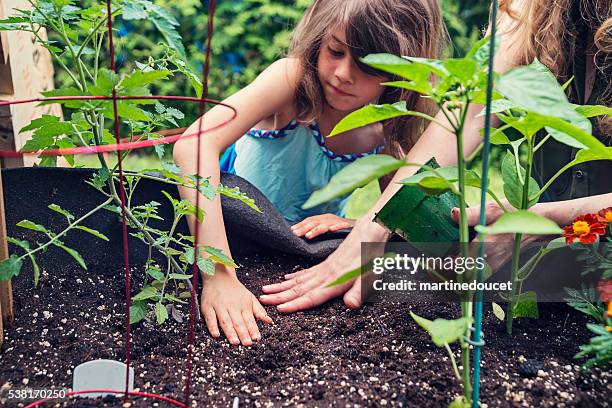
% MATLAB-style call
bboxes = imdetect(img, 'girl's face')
[317,29,387,113]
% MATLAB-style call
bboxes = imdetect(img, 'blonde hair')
[288,0,446,157]
[499,0,611,136]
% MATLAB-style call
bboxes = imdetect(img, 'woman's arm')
[173,58,300,345]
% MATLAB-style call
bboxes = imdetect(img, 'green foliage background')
[53,0,490,125]
[54,0,495,217]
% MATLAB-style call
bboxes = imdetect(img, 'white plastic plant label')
[72,359,134,398]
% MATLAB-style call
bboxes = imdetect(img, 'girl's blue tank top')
[220,120,382,223]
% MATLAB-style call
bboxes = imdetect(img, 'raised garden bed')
[1,251,610,407]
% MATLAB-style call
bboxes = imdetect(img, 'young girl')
[260,0,612,313]
[173,0,445,346]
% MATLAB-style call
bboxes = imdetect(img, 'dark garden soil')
[1,251,610,408]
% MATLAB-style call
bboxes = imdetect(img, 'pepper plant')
[0,0,259,325]
[473,59,612,333]
[303,35,612,406]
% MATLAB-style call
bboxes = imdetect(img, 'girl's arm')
[173,58,300,345]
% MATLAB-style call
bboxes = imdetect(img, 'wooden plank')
[0,0,62,167]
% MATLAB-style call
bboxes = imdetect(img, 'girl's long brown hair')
[499,0,611,136]
[288,0,446,157]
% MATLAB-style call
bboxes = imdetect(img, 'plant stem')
[445,343,462,381]
[506,138,534,334]
[455,103,473,401]
[18,197,113,262]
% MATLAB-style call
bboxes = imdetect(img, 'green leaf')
[492,302,505,321]
[124,0,185,57]
[20,115,61,132]
[410,312,472,347]
[169,273,192,280]
[0,16,29,31]
[498,60,578,119]
[449,397,471,408]
[467,35,501,67]
[29,254,40,287]
[133,286,159,301]
[58,244,87,270]
[123,1,148,19]
[513,291,539,319]
[16,219,48,233]
[303,155,406,209]
[329,102,416,137]
[130,301,148,324]
[490,128,511,145]
[90,68,120,95]
[6,237,30,251]
[416,176,454,195]
[205,246,238,268]
[217,184,261,213]
[164,293,187,304]
[360,53,432,89]
[74,225,109,241]
[146,266,165,281]
[0,255,23,281]
[120,69,171,90]
[534,113,608,154]
[501,152,539,209]
[475,211,563,236]
[575,105,612,118]
[48,203,75,222]
[155,302,168,325]
[197,257,215,276]
[444,58,478,82]
[102,102,150,122]
[381,80,431,95]
[405,57,449,77]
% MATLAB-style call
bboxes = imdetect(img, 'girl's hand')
[260,219,389,312]
[291,214,355,239]
[201,267,273,346]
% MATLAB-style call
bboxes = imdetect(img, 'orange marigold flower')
[598,280,612,303]
[597,207,612,224]
[562,214,607,244]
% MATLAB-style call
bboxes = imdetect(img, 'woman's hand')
[260,219,389,312]
[291,214,355,239]
[201,267,273,346]
[452,201,554,271]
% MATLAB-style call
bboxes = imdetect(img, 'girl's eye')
[328,47,344,58]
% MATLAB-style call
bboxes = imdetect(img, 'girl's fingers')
[276,282,350,314]
[261,274,305,294]
[202,305,220,338]
[292,221,317,237]
[284,268,313,280]
[260,274,323,305]
[343,278,362,310]
[217,309,240,345]
[329,222,351,231]
[242,309,261,342]
[229,308,253,346]
[252,297,273,324]
[305,224,330,239]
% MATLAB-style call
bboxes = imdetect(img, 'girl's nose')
[335,57,355,85]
